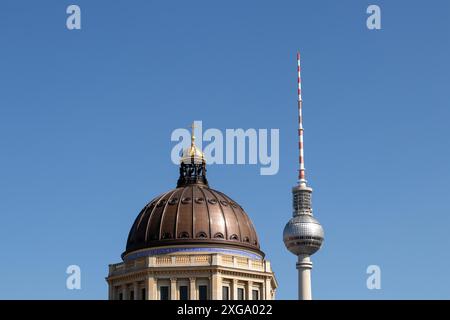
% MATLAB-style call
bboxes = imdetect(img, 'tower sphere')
[283,214,324,256]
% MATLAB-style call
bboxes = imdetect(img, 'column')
[296,254,313,300]
[170,278,177,300]
[246,281,253,300]
[232,279,238,300]
[108,283,114,300]
[122,284,128,300]
[264,278,271,300]
[211,272,221,300]
[147,277,156,300]
[133,282,139,300]
[189,278,196,300]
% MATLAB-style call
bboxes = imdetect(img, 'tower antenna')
[297,52,306,186]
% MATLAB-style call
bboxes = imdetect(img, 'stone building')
[106,126,277,300]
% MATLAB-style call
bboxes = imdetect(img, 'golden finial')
[190,121,196,147]
[180,121,204,162]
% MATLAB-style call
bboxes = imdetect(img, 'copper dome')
[124,184,262,257]
[124,127,262,258]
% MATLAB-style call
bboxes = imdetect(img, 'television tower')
[283,52,324,300]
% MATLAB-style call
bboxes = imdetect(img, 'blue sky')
[0,0,449,299]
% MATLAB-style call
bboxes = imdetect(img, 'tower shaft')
[297,255,313,300]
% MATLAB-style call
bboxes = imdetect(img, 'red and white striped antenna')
[297,52,306,186]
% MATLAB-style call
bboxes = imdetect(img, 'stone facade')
[106,250,277,300]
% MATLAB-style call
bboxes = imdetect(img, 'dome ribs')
[198,186,212,239]
[202,187,227,241]
[126,207,146,247]
[159,189,180,240]
[192,185,209,239]
[175,186,192,239]
[217,190,254,246]
[211,188,241,242]
[144,190,172,243]
[134,205,153,245]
